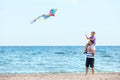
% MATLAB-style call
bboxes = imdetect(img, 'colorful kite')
[31,9,57,24]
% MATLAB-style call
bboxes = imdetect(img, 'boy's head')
[91,31,95,36]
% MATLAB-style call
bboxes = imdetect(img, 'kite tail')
[42,14,51,19]
[31,15,43,24]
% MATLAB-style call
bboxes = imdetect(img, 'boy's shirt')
[90,36,96,45]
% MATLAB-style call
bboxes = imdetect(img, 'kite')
[31,9,57,24]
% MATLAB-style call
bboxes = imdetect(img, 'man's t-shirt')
[86,44,96,58]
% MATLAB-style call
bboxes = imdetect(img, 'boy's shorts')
[86,58,95,68]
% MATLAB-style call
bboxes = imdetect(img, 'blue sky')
[0,0,120,46]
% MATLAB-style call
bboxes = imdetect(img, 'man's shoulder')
[91,44,95,47]
[91,44,96,50]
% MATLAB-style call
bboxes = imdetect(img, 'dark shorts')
[86,58,95,68]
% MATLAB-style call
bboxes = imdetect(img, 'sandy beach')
[0,73,120,80]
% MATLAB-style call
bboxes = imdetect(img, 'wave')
[101,54,112,58]
[55,52,65,54]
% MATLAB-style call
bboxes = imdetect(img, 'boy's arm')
[90,37,95,41]
[85,35,89,39]
[85,35,95,40]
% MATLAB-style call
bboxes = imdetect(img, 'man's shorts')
[86,58,95,68]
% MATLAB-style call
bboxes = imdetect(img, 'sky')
[0,0,120,46]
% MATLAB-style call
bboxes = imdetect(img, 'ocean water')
[0,46,120,74]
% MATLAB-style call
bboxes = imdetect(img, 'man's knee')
[86,67,89,69]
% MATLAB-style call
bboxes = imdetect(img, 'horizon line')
[0,45,120,47]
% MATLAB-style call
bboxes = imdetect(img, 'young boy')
[84,31,96,54]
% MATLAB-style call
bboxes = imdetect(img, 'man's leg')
[85,67,89,76]
[92,68,94,75]
[90,58,95,75]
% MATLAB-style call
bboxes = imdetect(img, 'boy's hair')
[91,31,95,35]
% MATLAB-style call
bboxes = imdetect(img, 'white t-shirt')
[86,44,96,58]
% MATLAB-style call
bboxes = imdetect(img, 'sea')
[0,46,120,74]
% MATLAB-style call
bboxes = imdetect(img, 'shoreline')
[0,72,120,80]
[0,72,120,74]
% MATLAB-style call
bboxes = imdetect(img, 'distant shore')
[0,72,120,80]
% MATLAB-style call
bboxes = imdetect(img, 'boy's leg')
[85,67,89,76]
[84,43,88,53]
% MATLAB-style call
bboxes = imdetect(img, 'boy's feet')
[83,51,87,54]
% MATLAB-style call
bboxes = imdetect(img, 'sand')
[0,73,120,80]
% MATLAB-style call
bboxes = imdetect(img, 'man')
[84,40,96,76]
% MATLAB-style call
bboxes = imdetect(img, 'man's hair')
[91,31,95,35]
